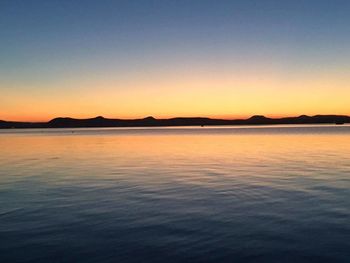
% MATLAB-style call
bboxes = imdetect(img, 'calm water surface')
[1,125,350,262]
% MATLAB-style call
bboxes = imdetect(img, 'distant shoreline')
[0,115,349,129]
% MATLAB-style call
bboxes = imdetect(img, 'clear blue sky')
[1,0,350,121]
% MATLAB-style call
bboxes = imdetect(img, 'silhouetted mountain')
[246,115,273,124]
[0,115,349,129]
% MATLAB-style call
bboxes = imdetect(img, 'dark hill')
[0,115,349,129]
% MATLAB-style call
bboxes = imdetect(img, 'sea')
[0,125,349,262]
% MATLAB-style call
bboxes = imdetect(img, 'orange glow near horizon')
[2,64,350,122]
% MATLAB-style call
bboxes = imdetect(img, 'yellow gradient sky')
[1,1,349,121]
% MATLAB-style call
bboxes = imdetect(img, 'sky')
[1,0,350,121]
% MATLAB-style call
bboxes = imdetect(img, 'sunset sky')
[1,0,350,121]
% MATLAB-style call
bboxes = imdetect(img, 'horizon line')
[2,114,350,123]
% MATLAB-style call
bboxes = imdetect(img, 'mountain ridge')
[0,115,349,129]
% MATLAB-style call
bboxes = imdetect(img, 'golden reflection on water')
[1,130,349,172]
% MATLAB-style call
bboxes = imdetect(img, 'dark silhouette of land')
[0,115,349,129]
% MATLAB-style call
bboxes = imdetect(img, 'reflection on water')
[0,126,350,262]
